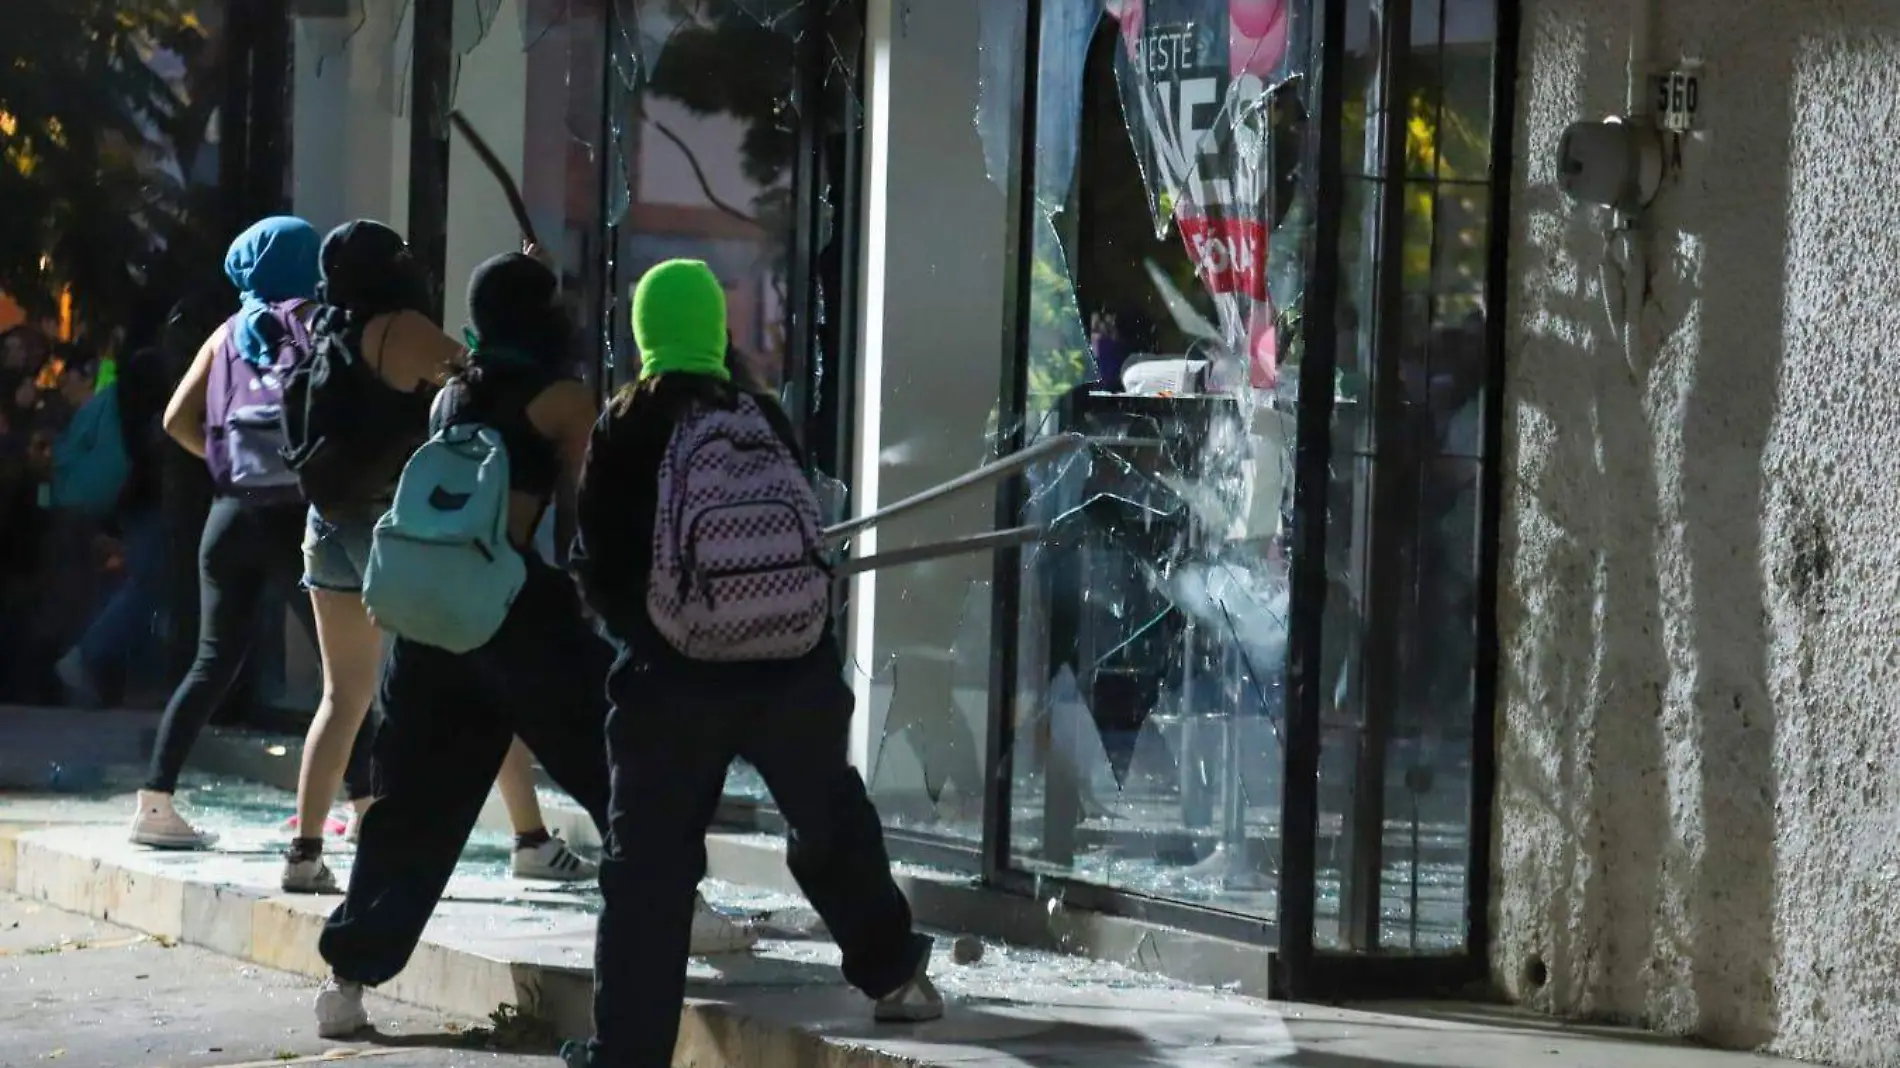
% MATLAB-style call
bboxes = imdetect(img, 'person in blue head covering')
[224,216,322,369]
[130,215,358,854]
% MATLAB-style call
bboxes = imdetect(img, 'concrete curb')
[0,825,909,1066]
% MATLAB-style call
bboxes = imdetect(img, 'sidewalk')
[0,777,1805,1068]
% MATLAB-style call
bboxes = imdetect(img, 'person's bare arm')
[528,378,599,567]
[162,325,224,459]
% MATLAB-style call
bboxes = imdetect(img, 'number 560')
[1657,71,1698,115]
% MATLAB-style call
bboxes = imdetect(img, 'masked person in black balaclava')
[286,224,600,898]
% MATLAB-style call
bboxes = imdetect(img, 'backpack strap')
[269,300,313,367]
[206,311,245,433]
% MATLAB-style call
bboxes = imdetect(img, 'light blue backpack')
[361,422,524,653]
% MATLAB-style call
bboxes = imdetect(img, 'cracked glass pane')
[410,2,610,381]
[291,0,856,389]
[847,0,1030,853]
[297,0,369,80]
[456,0,507,56]
[865,580,989,834]
[972,0,1313,920]
[606,0,808,395]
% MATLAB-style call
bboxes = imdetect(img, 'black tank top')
[342,311,435,496]
[432,361,563,499]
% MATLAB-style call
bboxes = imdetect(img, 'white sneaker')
[315,977,369,1039]
[282,854,339,894]
[689,894,759,956]
[130,794,219,850]
[874,959,944,1023]
[512,832,598,882]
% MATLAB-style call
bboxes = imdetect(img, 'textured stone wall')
[1497,4,1900,1065]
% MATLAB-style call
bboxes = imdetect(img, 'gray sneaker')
[283,854,339,894]
[874,960,944,1023]
[130,803,220,851]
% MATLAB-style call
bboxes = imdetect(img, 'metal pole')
[822,430,1085,545]
[833,524,1044,577]
[407,0,454,323]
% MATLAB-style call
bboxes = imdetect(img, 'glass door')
[1277,0,1517,997]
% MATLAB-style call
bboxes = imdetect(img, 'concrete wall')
[1497,4,1900,1064]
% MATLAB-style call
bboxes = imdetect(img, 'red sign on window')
[1177,214,1268,301]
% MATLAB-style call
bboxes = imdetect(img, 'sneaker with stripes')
[512,831,598,881]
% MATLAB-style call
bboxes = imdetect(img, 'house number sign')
[1655,66,1702,133]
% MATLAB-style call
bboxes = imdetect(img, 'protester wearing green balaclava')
[632,259,731,382]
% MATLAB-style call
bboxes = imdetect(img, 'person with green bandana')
[562,259,941,1068]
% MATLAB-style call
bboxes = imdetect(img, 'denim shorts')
[301,506,381,594]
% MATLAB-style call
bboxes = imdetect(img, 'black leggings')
[145,497,376,797]
[319,560,612,985]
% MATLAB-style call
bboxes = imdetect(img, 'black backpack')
[278,308,428,516]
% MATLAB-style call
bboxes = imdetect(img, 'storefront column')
[289,6,412,236]
[442,1,530,328]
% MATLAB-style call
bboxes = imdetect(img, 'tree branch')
[652,119,758,227]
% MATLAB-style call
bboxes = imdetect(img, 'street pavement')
[0,892,561,1068]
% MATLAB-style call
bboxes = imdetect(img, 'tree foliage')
[0,0,208,340]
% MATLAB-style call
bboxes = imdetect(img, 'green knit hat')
[632,259,730,381]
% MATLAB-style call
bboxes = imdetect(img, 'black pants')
[145,497,374,796]
[319,560,612,985]
[583,642,929,1068]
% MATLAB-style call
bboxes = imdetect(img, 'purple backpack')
[204,301,308,503]
[647,394,830,662]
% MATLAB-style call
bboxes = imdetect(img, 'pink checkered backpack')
[647,393,831,662]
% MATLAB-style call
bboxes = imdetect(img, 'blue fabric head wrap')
[223,216,321,368]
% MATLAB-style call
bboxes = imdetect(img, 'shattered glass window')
[961,0,1505,952]
[290,0,610,376]
[965,0,1314,921]
[594,0,860,403]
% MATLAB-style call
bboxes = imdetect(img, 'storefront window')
[846,0,1016,848]
[1318,0,1497,954]
[273,0,1509,962]
[948,0,1506,953]
[600,1,797,396]
[954,0,1313,921]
